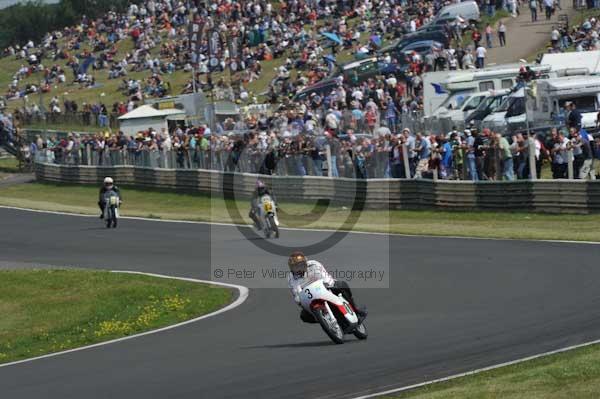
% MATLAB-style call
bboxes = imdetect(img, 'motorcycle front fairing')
[260,194,279,226]
[299,279,359,326]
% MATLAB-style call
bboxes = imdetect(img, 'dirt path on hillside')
[486,3,582,64]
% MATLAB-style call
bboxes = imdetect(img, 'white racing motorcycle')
[299,278,368,344]
[103,190,120,229]
[258,194,279,239]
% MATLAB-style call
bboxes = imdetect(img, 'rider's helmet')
[256,180,266,196]
[104,177,114,188]
[288,251,308,277]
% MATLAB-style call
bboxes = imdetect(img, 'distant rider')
[249,180,274,229]
[287,251,367,323]
[98,177,121,219]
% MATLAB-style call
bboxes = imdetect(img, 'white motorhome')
[483,75,600,131]
[540,50,600,75]
[423,64,552,116]
[530,76,600,128]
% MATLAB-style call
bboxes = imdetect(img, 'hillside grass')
[1,16,373,132]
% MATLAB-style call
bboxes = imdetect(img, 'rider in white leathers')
[287,251,367,323]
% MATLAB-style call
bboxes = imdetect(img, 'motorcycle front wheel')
[314,306,344,344]
[268,215,279,239]
[353,321,368,340]
[105,208,113,229]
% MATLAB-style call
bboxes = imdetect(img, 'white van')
[432,90,502,123]
[435,1,480,23]
[482,88,526,130]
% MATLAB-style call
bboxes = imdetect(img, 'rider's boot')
[249,209,261,229]
[355,305,368,320]
[349,298,367,320]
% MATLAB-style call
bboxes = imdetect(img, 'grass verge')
[0,181,599,241]
[0,157,20,173]
[0,269,233,364]
[387,342,600,399]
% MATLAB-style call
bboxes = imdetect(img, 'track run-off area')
[1,207,600,399]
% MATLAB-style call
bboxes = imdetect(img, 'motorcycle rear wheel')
[314,307,344,344]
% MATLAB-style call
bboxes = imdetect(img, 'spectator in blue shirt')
[413,132,431,179]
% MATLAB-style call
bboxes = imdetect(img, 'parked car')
[394,30,450,49]
[339,56,413,84]
[416,24,449,35]
[434,0,480,23]
[291,78,340,102]
[379,40,443,60]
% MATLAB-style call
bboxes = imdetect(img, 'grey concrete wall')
[35,163,600,213]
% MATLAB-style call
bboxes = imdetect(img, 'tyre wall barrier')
[34,163,600,214]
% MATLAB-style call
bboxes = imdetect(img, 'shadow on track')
[241,340,360,349]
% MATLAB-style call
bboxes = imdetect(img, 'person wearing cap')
[413,132,431,179]
[463,128,478,181]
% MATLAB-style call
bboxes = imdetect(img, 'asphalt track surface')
[1,208,600,399]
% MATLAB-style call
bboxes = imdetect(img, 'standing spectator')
[462,49,475,69]
[474,128,488,180]
[551,27,560,48]
[497,133,514,181]
[365,108,377,134]
[578,130,595,180]
[440,136,453,179]
[544,0,554,20]
[310,138,324,177]
[551,130,569,179]
[594,137,600,178]
[485,24,493,48]
[472,28,482,48]
[413,132,431,179]
[567,102,582,131]
[404,128,417,178]
[385,97,399,134]
[390,137,405,178]
[476,45,487,69]
[327,133,340,178]
[530,0,538,22]
[570,129,584,178]
[498,21,507,47]
[487,0,496,16]
[509,0,519,17]
[465,129,478,181]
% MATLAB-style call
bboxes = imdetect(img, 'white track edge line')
[0,270,249,369]
[349,337,600,399]
[0,204,598,245]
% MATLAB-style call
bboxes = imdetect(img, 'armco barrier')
[34,163,600,213]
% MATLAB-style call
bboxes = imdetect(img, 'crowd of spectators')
[543,12,600,54]
[6,1,598,181]
[30,114,600,180]
[1,0,529,119]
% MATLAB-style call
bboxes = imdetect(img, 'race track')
[1,207,600,399]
